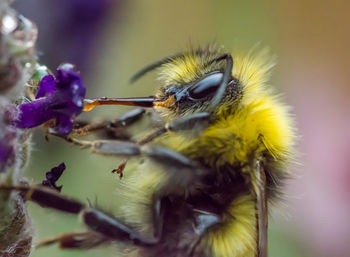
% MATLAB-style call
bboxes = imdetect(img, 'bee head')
[129,49,243,119]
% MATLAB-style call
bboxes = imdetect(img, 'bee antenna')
[208,53,233,109]
[130,53,185,83]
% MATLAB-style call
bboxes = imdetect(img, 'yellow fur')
[161,95,294,169]
[200,195,257,257]
[159,54,205,85]
[157,48,222,87]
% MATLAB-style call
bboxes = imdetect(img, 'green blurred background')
[14,0,350,256]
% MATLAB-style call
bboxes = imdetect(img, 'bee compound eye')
[188,72,223,100]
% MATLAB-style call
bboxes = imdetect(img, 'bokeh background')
[13,0,350,256]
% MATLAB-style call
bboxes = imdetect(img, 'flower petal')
[35,75,56,99]
[15,98,56,128]
[54,115,74,135]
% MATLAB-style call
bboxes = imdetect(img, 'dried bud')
[42,162,66,192]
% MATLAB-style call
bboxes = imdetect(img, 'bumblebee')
[3,46,295,257]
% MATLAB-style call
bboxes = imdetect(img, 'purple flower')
[14,63,86,135]
[41,162,66,192]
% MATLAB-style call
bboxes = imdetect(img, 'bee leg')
[138,112,211,144]
[91,141,207,173]
[254,161,268,257]
[152,197,167,239]
[96,111,210,173]
[73,137,188,166]
[81,197,167,246]
[167,112,211,131]
[57,112,210,151]
[36,232,108,249]
[81,208,161,246]
[74,110,209,143]
[71,108,146,137]
[0,184,163,247]
[142,145,204,171]
[0,184,84,214]
[58,136,209,184]
[80,139,209,188]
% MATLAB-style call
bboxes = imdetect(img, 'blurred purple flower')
[42,162,66,192]
[14,0,122,73]
[14,63,86,135]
